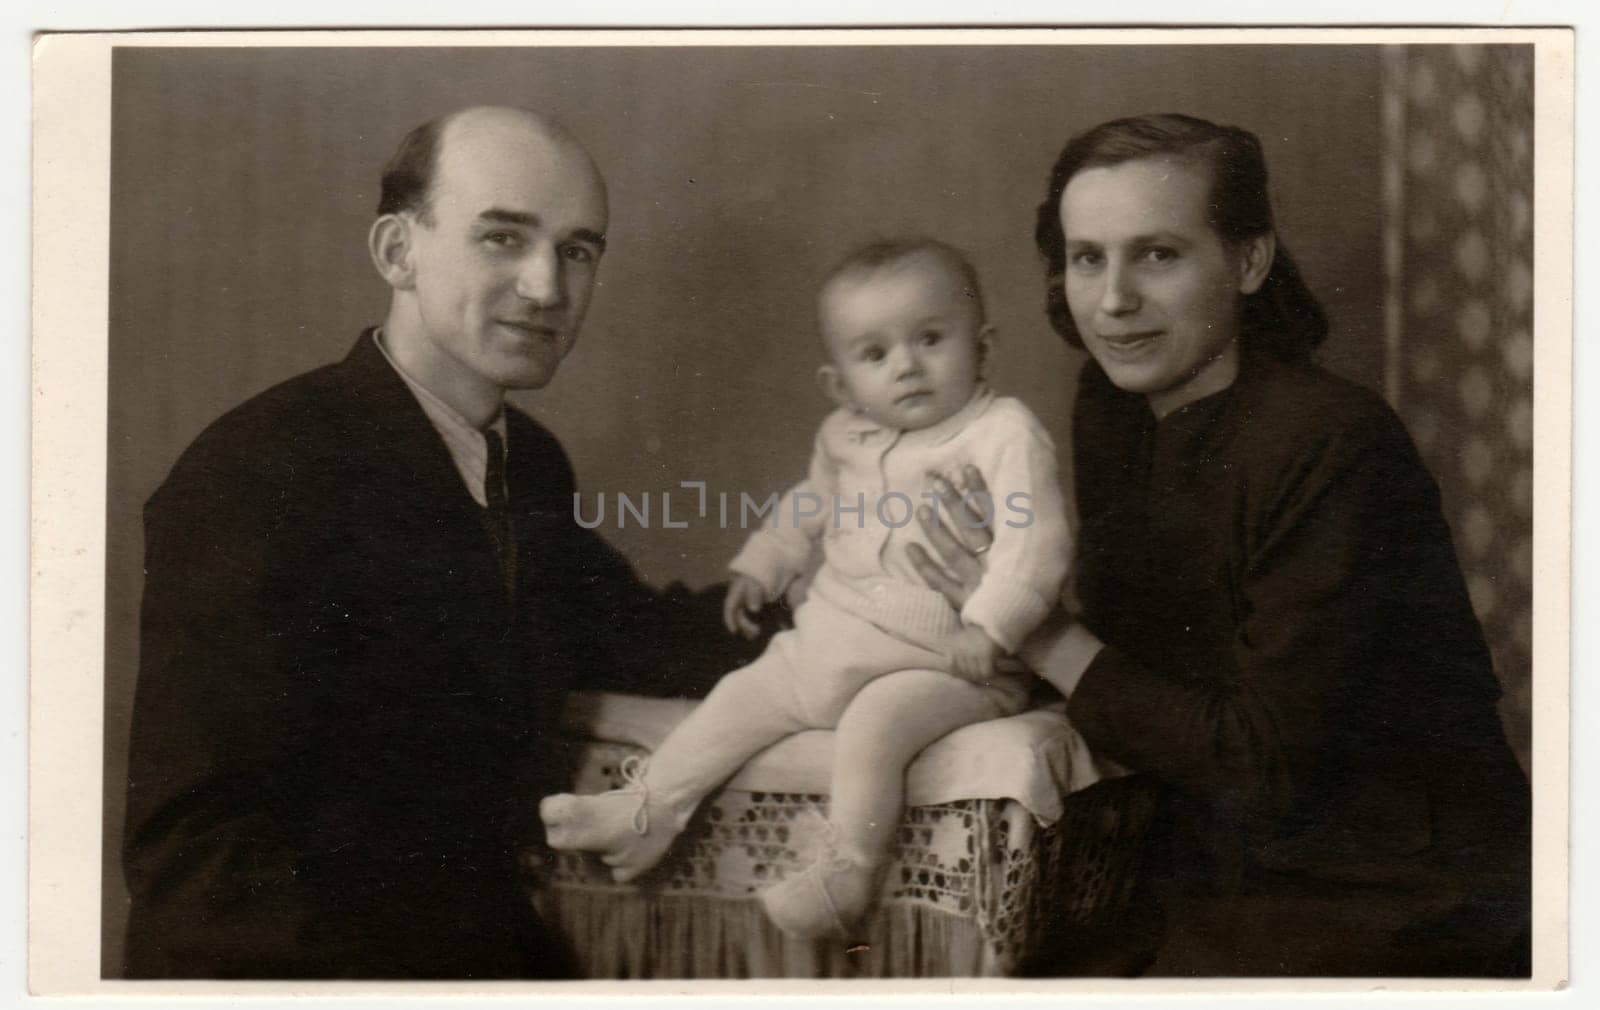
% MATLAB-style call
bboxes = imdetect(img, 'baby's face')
[819,255,987,431]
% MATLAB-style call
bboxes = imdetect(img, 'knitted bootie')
[539,755,685,883]
[758,828,884,940]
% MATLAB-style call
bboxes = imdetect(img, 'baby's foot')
[539,756,683,883]
[759,837,884,939]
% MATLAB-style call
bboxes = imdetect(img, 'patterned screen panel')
[1381,45,1535,767]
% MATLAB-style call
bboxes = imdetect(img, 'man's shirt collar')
[374,328,506,507]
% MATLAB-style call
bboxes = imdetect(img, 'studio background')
[100,42,1532,973]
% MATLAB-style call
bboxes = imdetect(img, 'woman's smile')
[1091,330,1164,357]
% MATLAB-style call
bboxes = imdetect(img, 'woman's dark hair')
[1034,113,1328,362]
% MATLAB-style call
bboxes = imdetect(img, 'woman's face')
[1057,157,1270,418]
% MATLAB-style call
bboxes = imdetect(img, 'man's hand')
[722,574,768,639]
[949,624,1001,683]
[907,464,995,608]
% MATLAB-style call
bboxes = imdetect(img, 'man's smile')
[497,318,561,339]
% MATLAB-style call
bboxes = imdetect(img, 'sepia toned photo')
[29,28,1572,997]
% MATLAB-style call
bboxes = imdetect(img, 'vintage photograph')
[29,30,1571,992]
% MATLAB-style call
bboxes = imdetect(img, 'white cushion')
[560,691,1120,826]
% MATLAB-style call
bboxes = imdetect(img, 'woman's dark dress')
[1064,344,1531,976]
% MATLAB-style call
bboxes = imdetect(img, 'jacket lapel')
[332,330,502,591]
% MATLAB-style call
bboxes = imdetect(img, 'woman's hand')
[907,464,995,608]
[722,574,767,639]
[910,464,1105,698]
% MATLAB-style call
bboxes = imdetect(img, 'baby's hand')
[723,574,768,639]
[949,625,1001,683]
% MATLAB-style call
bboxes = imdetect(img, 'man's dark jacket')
[122,332,744,979]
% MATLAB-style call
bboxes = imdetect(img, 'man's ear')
[369,214,417,291]
[975,323,998,378]
[1236,231,1276,296]
[817,363,854,409]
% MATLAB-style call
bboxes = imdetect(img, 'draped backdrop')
[1380,45,1535,765]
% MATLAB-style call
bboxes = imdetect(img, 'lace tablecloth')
[538,738,1155,977]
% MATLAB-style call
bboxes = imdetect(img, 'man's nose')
[515,244,564,307]
[1098,261,1140,316]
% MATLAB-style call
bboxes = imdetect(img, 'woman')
[911,114,1530,976]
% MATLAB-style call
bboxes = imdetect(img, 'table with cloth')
[533,691,1155,977]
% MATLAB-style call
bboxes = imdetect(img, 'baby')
[541,238,1069,939]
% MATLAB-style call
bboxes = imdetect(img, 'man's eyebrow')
[476,209,607,251]
[571,228,608,252]
[478,208,540,228]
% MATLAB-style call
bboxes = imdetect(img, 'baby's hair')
[821,237,988,324]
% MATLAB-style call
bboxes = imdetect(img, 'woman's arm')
[1017,608,1104,698]
[1064,406,1485,821]
[908,464,1103,695]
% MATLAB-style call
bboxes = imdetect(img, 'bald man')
[122,107,753,979]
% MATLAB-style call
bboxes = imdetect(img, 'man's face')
[403,115,608,395]
[1058,157,1261,417]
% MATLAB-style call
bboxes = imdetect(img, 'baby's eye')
[861,347,886,363]
[919,329,943,346]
